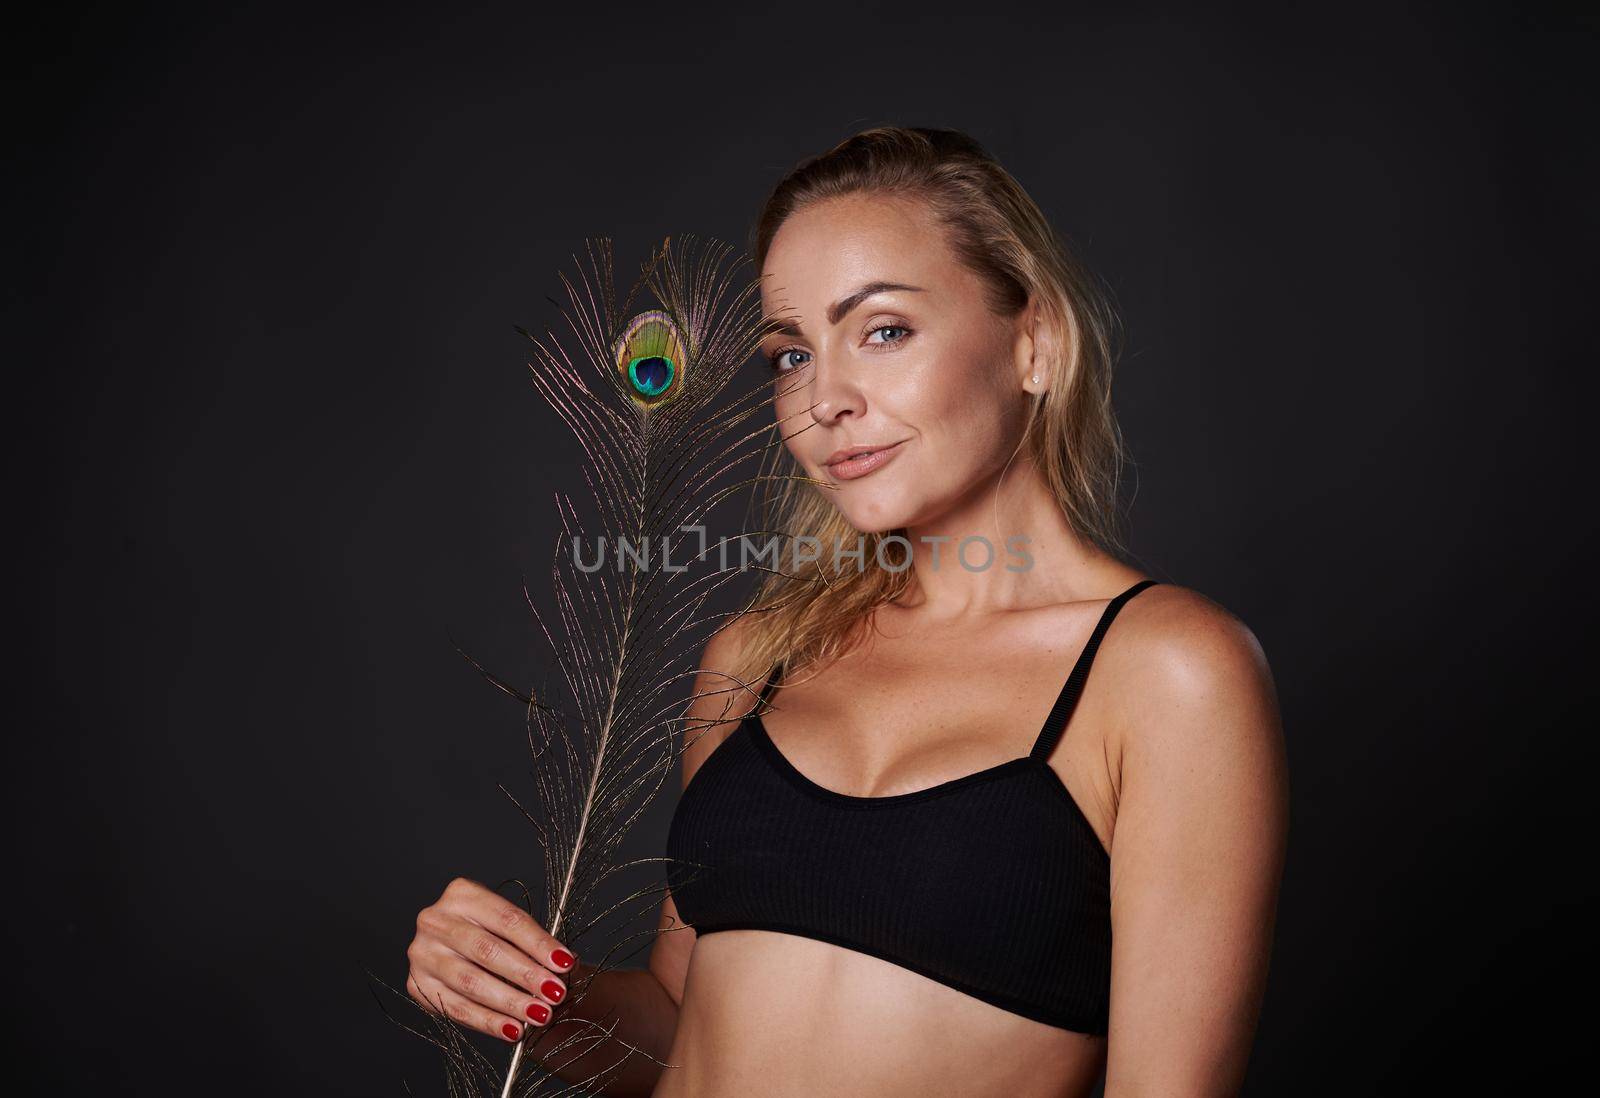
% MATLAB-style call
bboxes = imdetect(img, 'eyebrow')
[768,280,926,338]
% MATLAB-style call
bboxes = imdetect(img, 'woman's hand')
[406,876,579,1043]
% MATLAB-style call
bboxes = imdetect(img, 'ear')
[1014,296,1060,396]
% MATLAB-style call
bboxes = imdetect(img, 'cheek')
[782,428,807,466]
[891,345,1011,450]
[773,381,813,455]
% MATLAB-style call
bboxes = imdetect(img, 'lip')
[824,439,908,481]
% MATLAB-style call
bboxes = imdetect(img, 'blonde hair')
[734,126,1129,690]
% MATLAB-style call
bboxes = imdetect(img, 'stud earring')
[1032,374,1039,383]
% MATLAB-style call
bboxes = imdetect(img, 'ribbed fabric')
[665,578,1160,1035]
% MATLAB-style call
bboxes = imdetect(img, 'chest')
[758,610,1117,802]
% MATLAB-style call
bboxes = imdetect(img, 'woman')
[404,127,1289,1097]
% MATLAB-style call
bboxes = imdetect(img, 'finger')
[434,909,571,1005]
[407,943,553,1031]
[408,972,526,1043]
[448,880,579,976]
[437,953,557,1029]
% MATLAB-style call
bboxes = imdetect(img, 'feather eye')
[614,309,689,407]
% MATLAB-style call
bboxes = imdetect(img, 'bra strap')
[1030,579,1161,761]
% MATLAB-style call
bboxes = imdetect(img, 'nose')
[794,350,863,429]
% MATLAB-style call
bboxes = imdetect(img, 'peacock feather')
[369,234,822,1097]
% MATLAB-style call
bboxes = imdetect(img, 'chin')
[833,484,921,536]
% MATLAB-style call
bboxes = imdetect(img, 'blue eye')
[768,347,810,372]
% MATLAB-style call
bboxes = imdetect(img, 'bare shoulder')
[1102,582,1284,769]
[679,611,768,790]
[1112,582,1275,687]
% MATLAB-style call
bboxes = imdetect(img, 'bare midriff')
[649,930,1106,1098]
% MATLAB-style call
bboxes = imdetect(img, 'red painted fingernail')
[501,1022,521,1041]
[550,948,574,970]
[526,1001,551,1024]
[541,979,565,1003]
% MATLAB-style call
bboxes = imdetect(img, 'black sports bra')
[664,578,1160,1035]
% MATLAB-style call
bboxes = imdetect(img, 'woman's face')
[758,193,1039,535]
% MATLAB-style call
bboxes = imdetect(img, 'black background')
[14,3,1593,1095]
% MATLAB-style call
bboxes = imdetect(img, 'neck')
[891,459,1126,621]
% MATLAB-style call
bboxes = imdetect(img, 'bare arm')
[536,959,681,1096]
[1102,595,1290,1097]
[538,865,706,1093]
